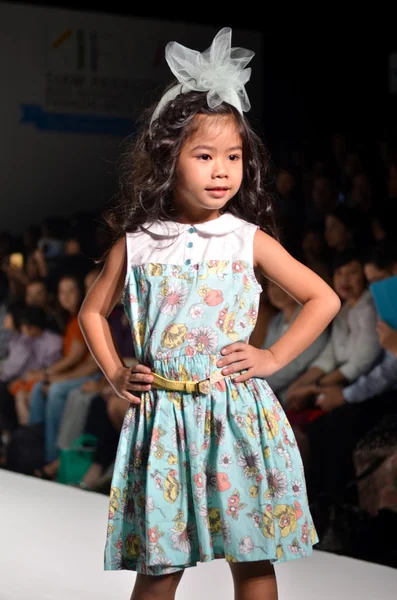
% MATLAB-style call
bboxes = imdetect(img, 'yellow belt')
[151,369,233,396]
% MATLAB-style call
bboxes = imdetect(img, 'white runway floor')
[1,469,397,600]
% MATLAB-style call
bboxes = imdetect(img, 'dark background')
[11,2,397,159]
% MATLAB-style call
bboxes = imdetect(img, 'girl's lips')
[206,188,230,197]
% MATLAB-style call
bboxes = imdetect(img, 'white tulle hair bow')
[150,27,255,125]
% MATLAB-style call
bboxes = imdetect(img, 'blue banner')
[20,104,133,136]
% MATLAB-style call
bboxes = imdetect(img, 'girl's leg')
[229,560,278,600]
[130,570,184,600]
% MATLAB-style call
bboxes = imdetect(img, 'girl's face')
[173,114,243,222]
[333,260,366,302]
[325,215,351,249]
[58,277,81,314]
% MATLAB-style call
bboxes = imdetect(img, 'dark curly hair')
[102,87,277,249]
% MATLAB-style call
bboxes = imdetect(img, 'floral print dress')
[104,214,318,575]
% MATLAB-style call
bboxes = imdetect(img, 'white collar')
[140,213,247,237]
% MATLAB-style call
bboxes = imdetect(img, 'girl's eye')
[199,154,211,160]
[229,154,240,161]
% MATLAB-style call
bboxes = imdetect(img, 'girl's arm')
[78,237,152,404]
[253,231,340,372]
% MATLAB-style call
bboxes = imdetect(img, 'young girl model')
[79,28,340,600]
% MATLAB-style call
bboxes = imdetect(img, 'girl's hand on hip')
[110,364,153,405]
[217,344,279,382]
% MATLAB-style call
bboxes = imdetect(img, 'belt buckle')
[197,379,211,395]
[197,369,225,395]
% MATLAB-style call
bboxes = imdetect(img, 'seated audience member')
[286,249,382,412]
[56,268,135,484]
[324,204,372,256]
[0,303,29,384]
[0,304,61,445]
[28,274,99,476]
[25,278,65,333]
[300,223,332,285]
[55,268,133,450]
[302,241,397,499]
[306,173,339,222]
[74,390,130,491]
[10,306,63,426]
[260,281,328,405]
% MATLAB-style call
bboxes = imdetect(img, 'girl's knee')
[133,570,184,598]
[229,560,275,582]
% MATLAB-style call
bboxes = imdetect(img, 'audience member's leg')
[28,382,46,426]
[45,378,90,463]
[57,388,96,451]
[307,391,397,498]
[84,394,108,437]
[80,395,125,489]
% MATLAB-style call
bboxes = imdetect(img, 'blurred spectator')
[363,239,397,283]
[303,241,397,500]
[275,166,304,255]
[25,279,64,333]
[28,274,95,471]
[261,281,328,405]
[307,173,339,221]
[0,303,27,383]
[55,267,134,454]
[300,223,331,284]
[9,307,63,427]
[368,204,397,243]
[324,205,356,253]
[324,205,372,256]
[45,230,95,294]
[23,224,44,281]
[349,172,373,213]
[285,249,381,412]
